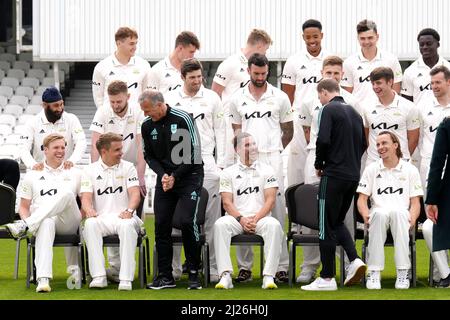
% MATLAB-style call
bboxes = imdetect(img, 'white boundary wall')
[33,0,450,61]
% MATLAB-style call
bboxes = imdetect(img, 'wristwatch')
[126,208,135,214]
[236,215,243,222]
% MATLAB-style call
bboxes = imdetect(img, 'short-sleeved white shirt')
[418,98,450,159]
[219,160,278,217]
[281,49,331,108]
[342,49,403,103]
[300,89,359,150]
[147,57,183,94]
[21,111,87,169]
[402,57,450,105]
[229,83,293,152]
[362,94,420,162]
[80,159,139,217]
[164,86,227,167]
[357,159,423,211]
[89,104,145,165]
[92,54,151,108]
[213,51,250,103]
[20,163,81,213]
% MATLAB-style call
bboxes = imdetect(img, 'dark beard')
[45,108,63,123]
[251,78,266,87]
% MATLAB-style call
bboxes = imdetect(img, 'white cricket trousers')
[25,189,82,280]
[236,151,289,273]
[214,215,284,277]
[172,154,221,277]
[83,215,142,281]
[422,219,450,280]
[420,157,431,199]
[367,208,411,271]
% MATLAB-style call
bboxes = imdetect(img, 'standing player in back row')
[92,27,152,108]
[148,31,200,94]
[341,19,403,104]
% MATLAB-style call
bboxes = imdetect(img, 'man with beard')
[228,53,293,284]
[21,87,86,170]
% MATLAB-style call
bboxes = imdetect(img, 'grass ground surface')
[0,215,449,300]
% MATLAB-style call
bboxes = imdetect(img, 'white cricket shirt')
[147,57,183,94]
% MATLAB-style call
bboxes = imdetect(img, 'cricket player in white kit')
[212,29,273,169]
[298,56,359,283]
[165,58,227,282]
[21,87,86,170]
[148,31,200,94]
[6,134,82,293]
[81,133,143,291]
[362,67,420,168]
[229,53,292,283]
[90,80,147,282]
[420,66,450,286]
[92,27,152,108]
[357,131,423,290]
[214,132,284,290]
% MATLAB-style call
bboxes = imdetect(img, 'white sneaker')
[105,268,120,283]
[36,277,51,293]
[395,269,410,289]
[210,274,220,283]
[344,258,367,286]
[5,220,28,239]
[296,270,315,283]
[215,272,233,289]
[118,280,132,291]
[89,276,107,289]
[366,270,381,290]
[301,277,337,291]
[262,276,278,289]
[67,265,81,288]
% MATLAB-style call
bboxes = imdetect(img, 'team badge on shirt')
[171,124,177,134]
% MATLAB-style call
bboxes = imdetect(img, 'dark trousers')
[318,176,359,278]
[0,159,20,190]
[153,175,203,278]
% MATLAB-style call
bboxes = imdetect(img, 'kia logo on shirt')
[194,113,205,121]
[122,133,134,141]
[358,75,371,83]
[419,83,431,91]
[97,186,123,196]
[127,82,138,89]
[237,186,260,195]
[371,123,399,130]
[429,126,438,133]
[302,76,320,84]
[244,111,272,119]
[40,189,58,196]
[377,187,403,195]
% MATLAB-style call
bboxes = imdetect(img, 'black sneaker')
[188,271,202,290]
[275,271,289,283]
[146,276,176,290]
[437,274,450,288]
[235,269,252,283]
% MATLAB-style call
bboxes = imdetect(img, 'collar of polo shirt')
[237,159,258,170]
[164,56,178,71]
[99,158,120,170]
[304,49,325,61]
[378,158,404,171]
[112,54,135,67]
[243,83,275,100]
[179,86,205,99]
[40,110,65,125]
[358,48,382,62]
[44,160,65,172]
[375,92,401,108]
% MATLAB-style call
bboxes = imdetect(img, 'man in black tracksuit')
[139,90,204,290]
[301,79,367,291]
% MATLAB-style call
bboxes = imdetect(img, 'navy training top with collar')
[315,96,367,181]
[141,105,204,180]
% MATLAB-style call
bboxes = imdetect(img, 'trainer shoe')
[89,276,107,289]
[172,269,182,281]
[262,275,278,289]
[106,268,120,283]
[147,275,176,290]
[118,280,132,291]
[300,277,337,291]
[344,258,367,286]
[36,277,51,293]
[188,271,202,290]
[366,270,381,290]
[5,220,28,239]
[296,270,315,283]
[395,269,410,289]
[210,274,220,283]
[215,272,233,289]
[235,269,252,283]
[437,274,450,288]
[275,271,289,283]
[67,265,81,288]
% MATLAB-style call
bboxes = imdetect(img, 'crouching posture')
[6,134,82,292]
[214,132,284,290]
[81,133,142,291]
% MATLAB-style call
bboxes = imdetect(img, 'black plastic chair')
[0,181,27,279]
[152,187,210,287]
[230,234,265,278]
[286,183,345,287]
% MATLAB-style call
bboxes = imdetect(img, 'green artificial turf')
[0,215,449,300]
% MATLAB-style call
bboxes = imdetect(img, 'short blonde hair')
[43,133,65,148]
[247,29,273,46]
[96,132,123,153]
